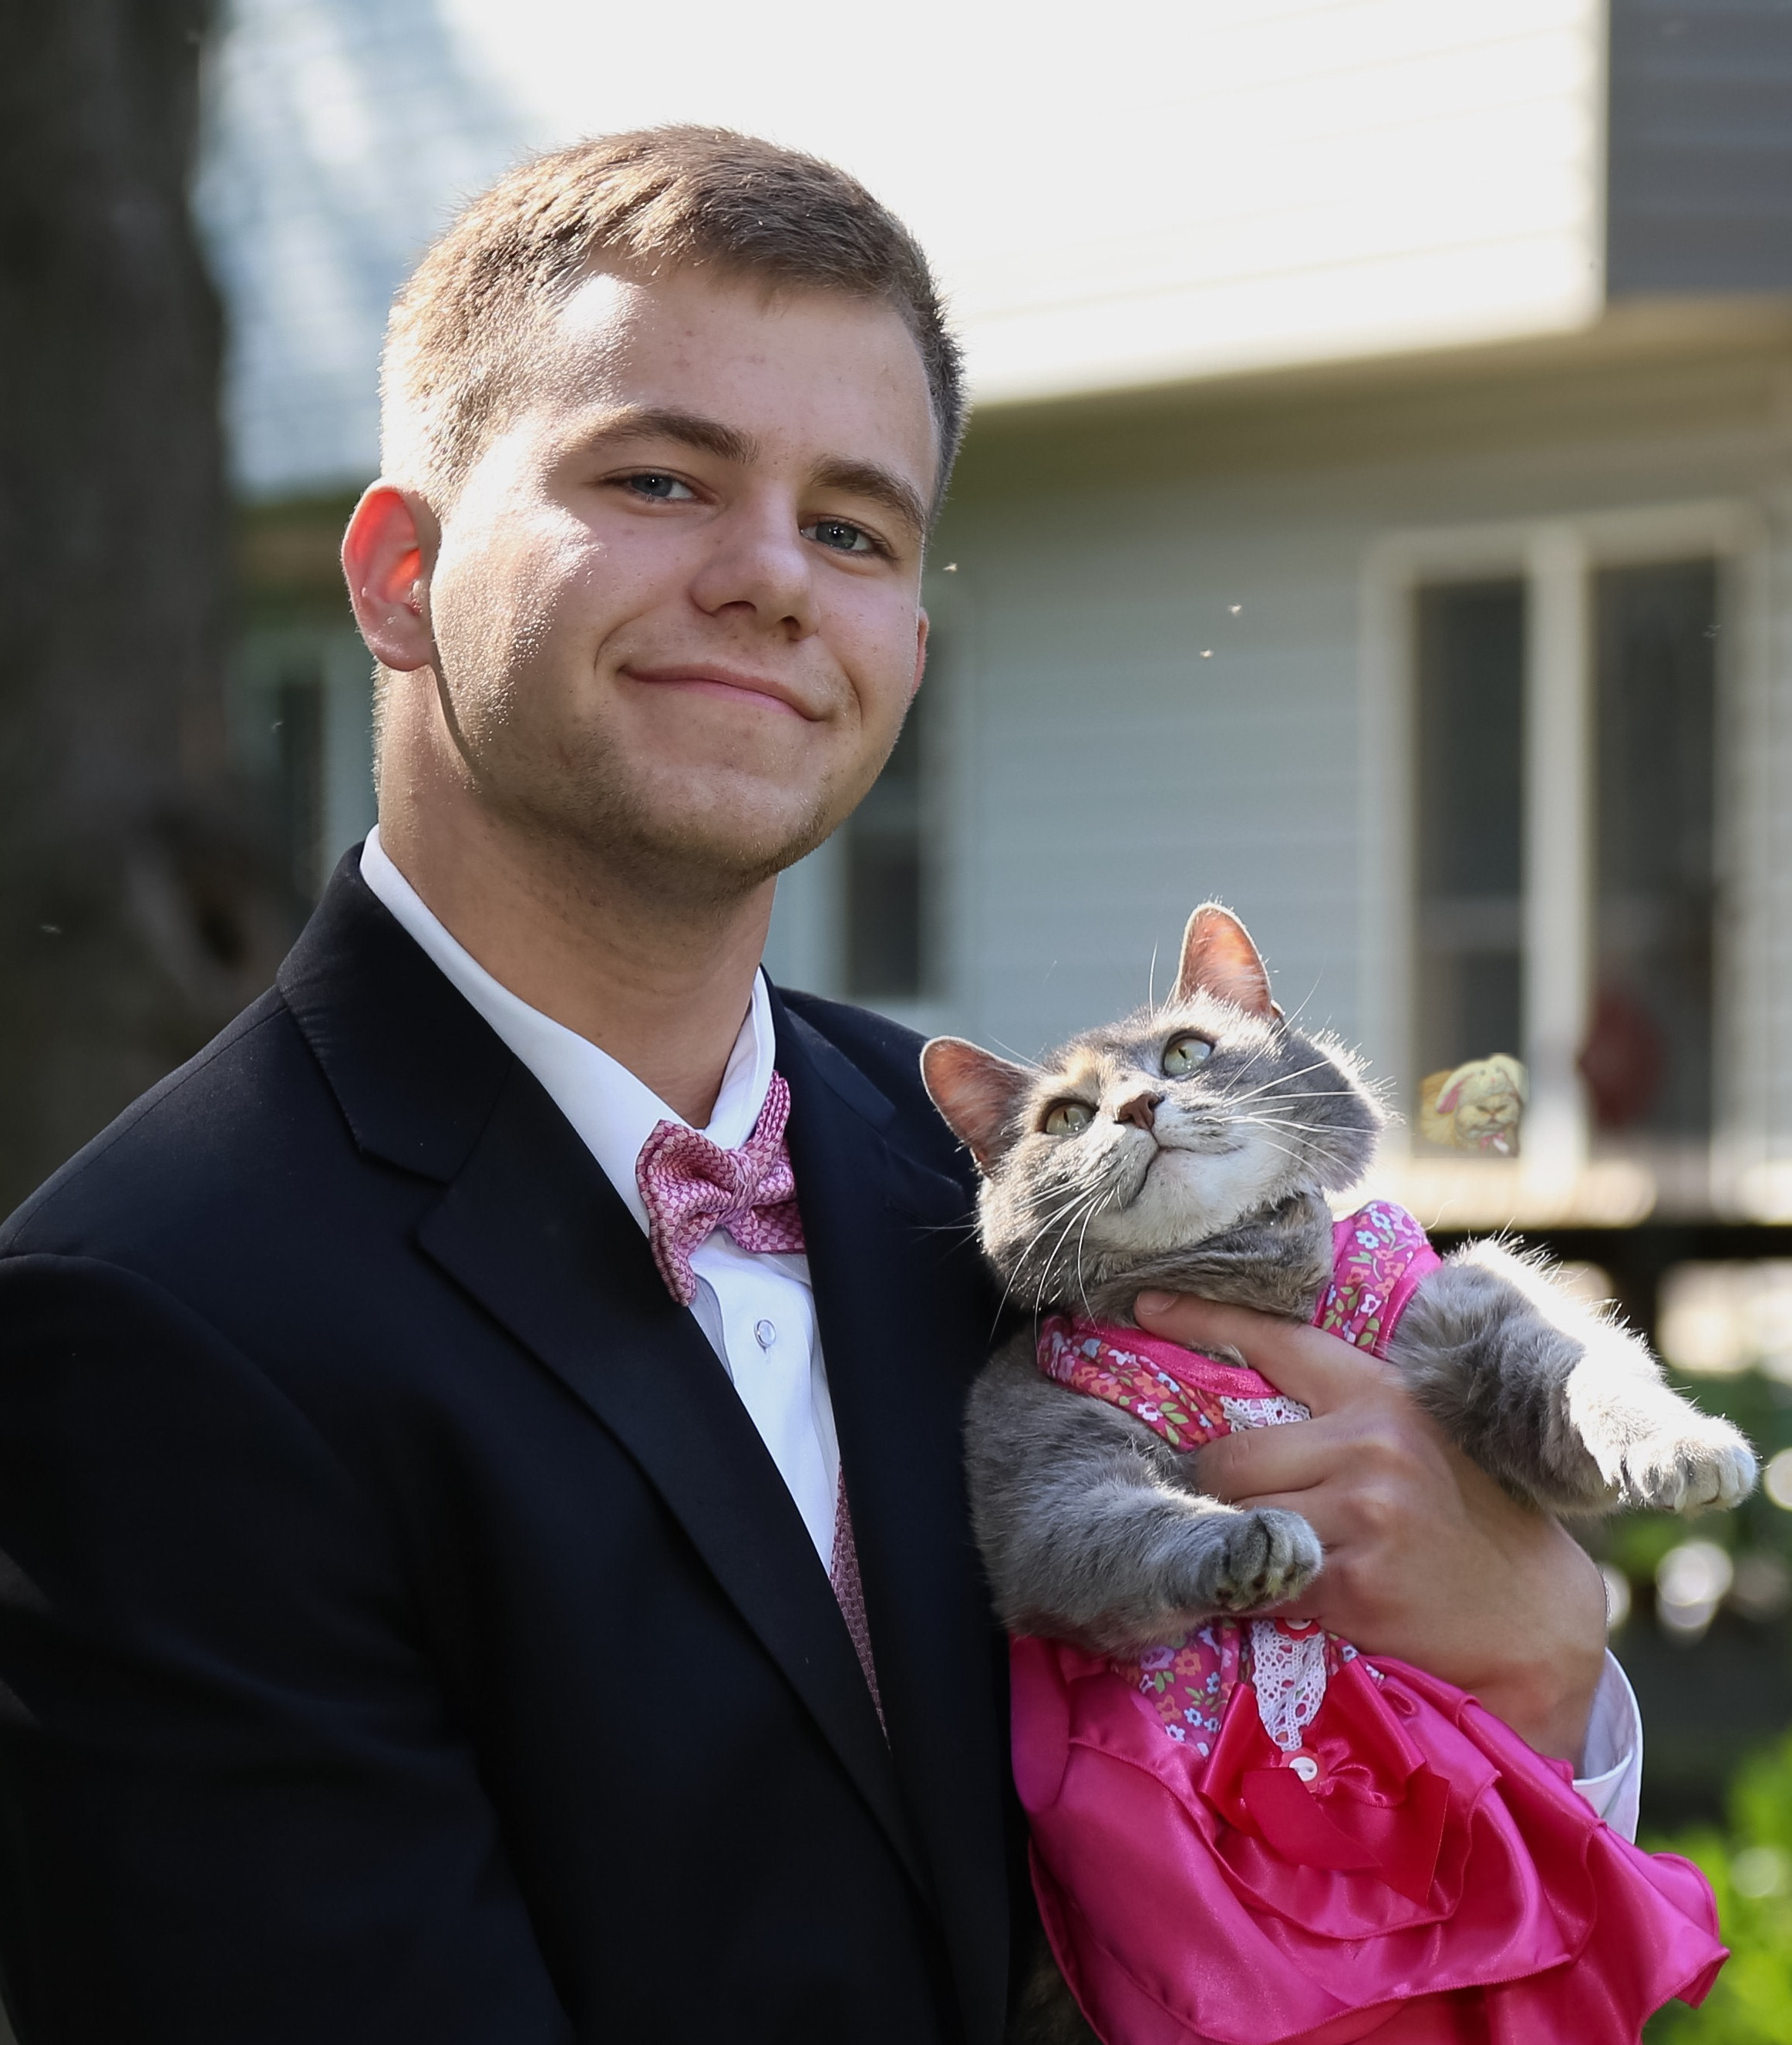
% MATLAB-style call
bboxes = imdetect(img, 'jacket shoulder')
[774,988,973,1192]
[0,988,337,1260]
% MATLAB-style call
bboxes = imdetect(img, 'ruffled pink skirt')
[1015,1634,1724,2043]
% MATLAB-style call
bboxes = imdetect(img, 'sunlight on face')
[418,266,938,894]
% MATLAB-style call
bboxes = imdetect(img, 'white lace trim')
[1219,1393,1311,1431]
[1250,1622,1330,1752]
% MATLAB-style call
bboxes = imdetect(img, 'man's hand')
[1133,1290,1608,1767]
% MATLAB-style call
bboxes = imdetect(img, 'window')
[1403,547,1723,1196]
[230,624,376,901]
[1587,561,1718,1144]
[1412,580,1526,1083]
[844,698,928,1002]
[271,670,325,900]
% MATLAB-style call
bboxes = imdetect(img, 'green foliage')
[1647,1730,1792,2041]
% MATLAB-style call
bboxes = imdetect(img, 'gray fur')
[930,982,1388,1666]
[925,907,1756,2045]
[1391,1239,1754,1514]
[965,990,1382,1323]
[967,1332,1322,1655]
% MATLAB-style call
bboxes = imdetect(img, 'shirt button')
[754,1319,777,1350]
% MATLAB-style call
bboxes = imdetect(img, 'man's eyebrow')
[578,405,760,466]
[810,458,928,544]
[576,407,928,541]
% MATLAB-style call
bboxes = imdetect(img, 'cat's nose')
[1113,1090,1164,1131]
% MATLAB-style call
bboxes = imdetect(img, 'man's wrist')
[1470,1548,1608,1765]
[1476,1642,1605,1764]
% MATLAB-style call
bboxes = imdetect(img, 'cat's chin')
[1066,1188,1339,1326]
[1126,1143,1298,1251]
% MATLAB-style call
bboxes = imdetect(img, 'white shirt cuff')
[1571,1651,1642,1841]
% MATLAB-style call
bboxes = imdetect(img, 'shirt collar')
[357,827,774,1234]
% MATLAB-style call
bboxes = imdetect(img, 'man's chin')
[580,797,836,904]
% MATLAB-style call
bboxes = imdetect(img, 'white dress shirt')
[360,828,840,1568]
[358,828,1642,1836]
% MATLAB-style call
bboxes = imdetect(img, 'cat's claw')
[1619,1417,1757,1514]
[1194,1508,1322,1614]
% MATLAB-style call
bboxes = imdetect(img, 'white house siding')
[774,315,1792,1218]
[928,490,1366,1066]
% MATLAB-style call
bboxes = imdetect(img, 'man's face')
[413,268,937,899]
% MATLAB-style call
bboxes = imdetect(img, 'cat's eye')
[1161,1033,1214,1077]
[1042,1101,1094,1137]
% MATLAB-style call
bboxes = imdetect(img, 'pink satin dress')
[1013,1200,1726,2044]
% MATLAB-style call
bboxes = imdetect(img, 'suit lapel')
[413,1061,927,1891]
[281,863,925,1893]
[775,998,1014,2045]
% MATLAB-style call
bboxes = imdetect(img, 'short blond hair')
[380,126,964,512]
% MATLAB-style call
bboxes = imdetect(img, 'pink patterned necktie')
[633,1072,882,1723]
[635,1070,806,1306]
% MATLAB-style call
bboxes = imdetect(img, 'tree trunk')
[0,0,291,1216]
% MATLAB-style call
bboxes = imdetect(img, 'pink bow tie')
[635,1071,807,1305]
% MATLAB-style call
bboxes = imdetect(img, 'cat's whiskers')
[1231,1110,1352,1168]
[989,1211,1071,1329]
[1224,1085,1368,1102]
[1001,1178,1113,1312]
[1005,1161,1124,1221]
[1216,1057,1341,1108]
[1028,1182,1115,1311]
[1072,1185,1120,1319]
[1231,1108,1344,1137]
[1221,1124,1309,1171]
[1235,1101,1366,1144]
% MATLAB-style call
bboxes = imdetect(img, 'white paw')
[1622,1415,1757,1514]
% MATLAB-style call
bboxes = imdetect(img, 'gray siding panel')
[1607,0,1792,294]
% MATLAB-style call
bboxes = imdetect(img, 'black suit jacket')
[0,856,1022,2044]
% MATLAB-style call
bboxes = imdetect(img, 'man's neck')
[376,798,774,1130]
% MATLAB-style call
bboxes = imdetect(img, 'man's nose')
[687,498,818,638]
[1113,1090,1163,1131]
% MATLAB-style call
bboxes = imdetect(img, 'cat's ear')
[1174,903,1280,1018]
[921,1037,1033,1172]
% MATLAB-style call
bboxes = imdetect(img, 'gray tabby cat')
[922,901,1753,1675]
[921,903,1753,2041]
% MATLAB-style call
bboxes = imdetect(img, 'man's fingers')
[1192,1424,1346,1506]
[1133,1291,1398,1415]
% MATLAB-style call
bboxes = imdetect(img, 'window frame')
[1359,500,1766,1223]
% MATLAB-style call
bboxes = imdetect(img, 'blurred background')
[5,1,1792,2033]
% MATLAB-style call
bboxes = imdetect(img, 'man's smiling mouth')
[621,663,821,721]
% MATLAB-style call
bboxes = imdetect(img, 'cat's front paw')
[1621,1413,1757,1514]
[1185,1508,1322,1614]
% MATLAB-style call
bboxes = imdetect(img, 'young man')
[0,130,1635,2043]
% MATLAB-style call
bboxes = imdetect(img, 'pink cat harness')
[1015,1199,1724,2045]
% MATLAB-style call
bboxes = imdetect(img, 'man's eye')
[623,473,696,502]
[801,517,876,555]
[1043,1102,1093,1137]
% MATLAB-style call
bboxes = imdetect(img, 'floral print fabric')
[1034,1199,1440,1758]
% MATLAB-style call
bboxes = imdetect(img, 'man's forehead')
[533,265,938,480]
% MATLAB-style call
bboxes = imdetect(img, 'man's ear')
[921,1037,1032,1172]
[1174,903,1279,1018]
[342,482,440,673]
